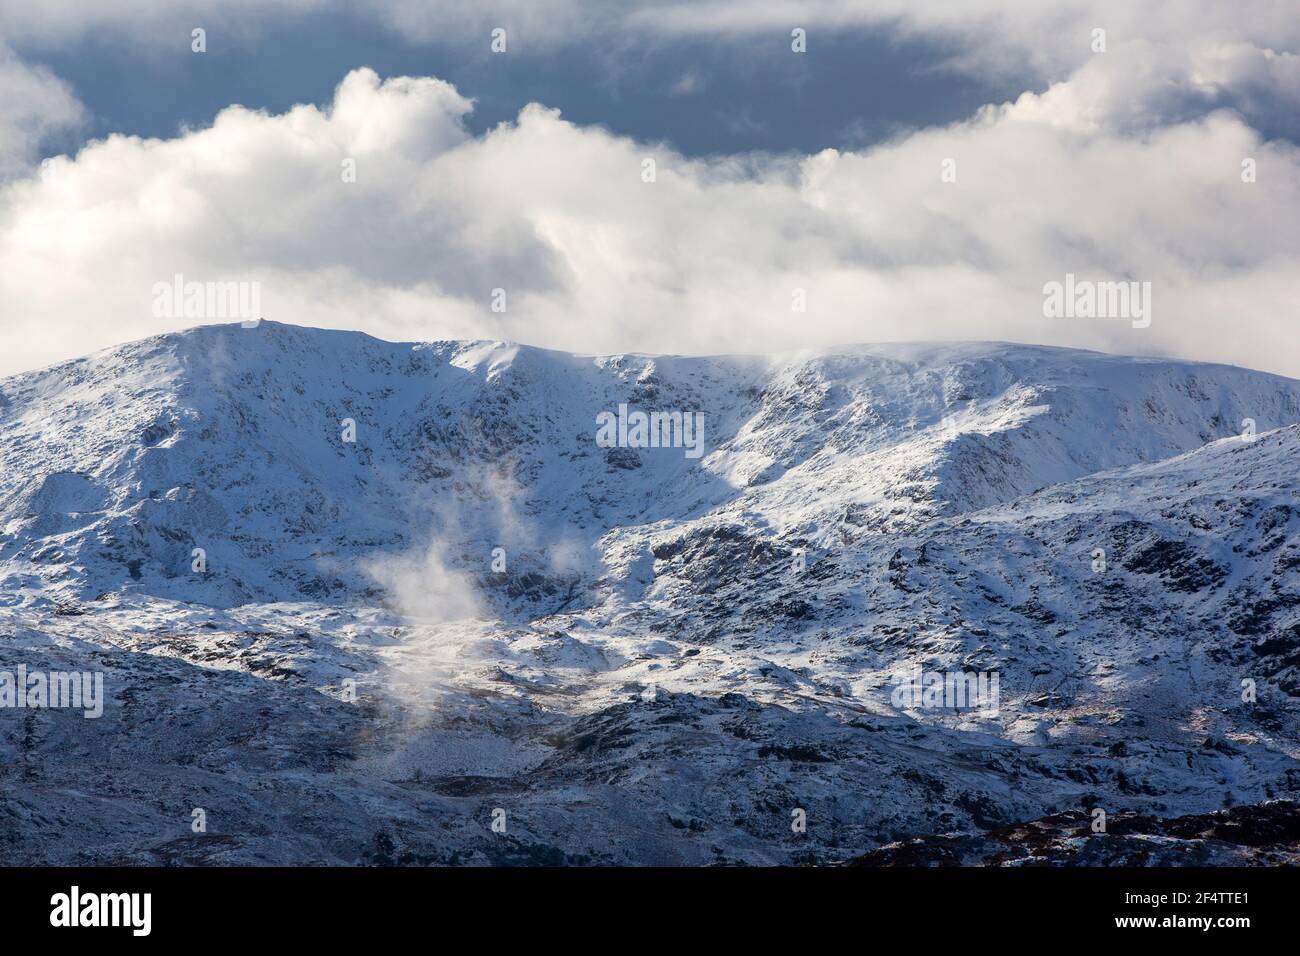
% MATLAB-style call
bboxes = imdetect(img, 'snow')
[1,320,1298,864]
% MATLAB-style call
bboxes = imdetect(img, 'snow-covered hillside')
[2,322,1298,864]
[5,321,1298,609]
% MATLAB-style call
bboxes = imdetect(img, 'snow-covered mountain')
[2,321,1298,864]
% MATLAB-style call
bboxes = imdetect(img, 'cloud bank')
[0,3,1298,377]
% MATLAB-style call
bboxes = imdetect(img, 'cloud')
[630,1,1300,75]
[669,70,705,97]
[0,0,594,50]
[995,39,1300,139]
[1,32,1298,378]
[362,536,484,625]
[0,43,85,179]
[0,0,327,47]
[7,2,1298,71]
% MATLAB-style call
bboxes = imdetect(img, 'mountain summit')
[5,320,1298,610]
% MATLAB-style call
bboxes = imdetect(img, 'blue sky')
[25,9,1024,158]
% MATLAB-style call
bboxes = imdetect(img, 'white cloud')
[0,43,85,179]
[0,61,1297,379]
[630,1,1300,76]
[1,0,1299,378]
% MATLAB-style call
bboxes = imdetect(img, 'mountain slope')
[1,322,1298,865]
[3,321,1298,610]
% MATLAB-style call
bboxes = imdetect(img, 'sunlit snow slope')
[2,321,1298,865]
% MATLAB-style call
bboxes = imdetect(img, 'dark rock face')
[604,447,642,470]
[848,802,1300,866]
[1123,538,1228,592]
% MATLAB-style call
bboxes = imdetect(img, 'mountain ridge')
[2,321,1298,864]
[5,320,1298,612]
